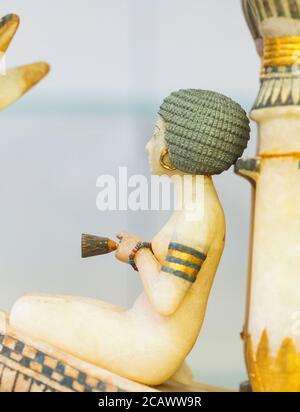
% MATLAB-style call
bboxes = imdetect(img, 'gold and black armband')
[161,242,207,283]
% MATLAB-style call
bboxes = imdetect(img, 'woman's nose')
[145,139,152,151]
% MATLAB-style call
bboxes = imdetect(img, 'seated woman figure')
[9,89,250,386]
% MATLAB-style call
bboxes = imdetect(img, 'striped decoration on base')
[0,333,126,392]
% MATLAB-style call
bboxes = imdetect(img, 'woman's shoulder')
[171,205,223,253]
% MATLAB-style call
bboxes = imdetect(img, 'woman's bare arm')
[135,211,216,316]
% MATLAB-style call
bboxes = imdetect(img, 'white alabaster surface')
[0,311,7,334]
[252,107,300,154]
[249,159,300,352]
[261,19,300,37]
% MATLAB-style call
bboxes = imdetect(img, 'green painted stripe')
[255,0,264,20]
[161,266,196,283]
[248,0,261,21]
[165,256,202,271]
[262,0,273,17]
[248,2,262,37]
[168,243,207,261]
[274,0,285,16]
[289,0,300,18]
[235,157,261,174]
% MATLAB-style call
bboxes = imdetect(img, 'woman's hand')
[115,232,143,264]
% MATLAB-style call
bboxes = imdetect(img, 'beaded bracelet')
[129,241,152,272]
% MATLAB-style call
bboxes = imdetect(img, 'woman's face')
[146,116,170,175]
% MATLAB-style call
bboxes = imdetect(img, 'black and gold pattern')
[243,1,300,109]
[0,333,125,392]
[161,243,206,283]
[254,66,300,108]
[254,36,300,108]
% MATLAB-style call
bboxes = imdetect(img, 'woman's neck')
[171,175,213,213]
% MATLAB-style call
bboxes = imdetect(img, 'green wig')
[158,89,250,175]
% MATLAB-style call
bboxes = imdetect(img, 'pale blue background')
[0,0,260,389]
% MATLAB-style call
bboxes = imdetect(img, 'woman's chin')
[149,167,160,176]
[148,160,164,176]
[148,161,156,175]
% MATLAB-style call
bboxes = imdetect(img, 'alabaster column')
[238,0,300,391]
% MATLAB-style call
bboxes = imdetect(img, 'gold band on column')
[263,36,300,68]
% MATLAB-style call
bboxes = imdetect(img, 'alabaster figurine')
[237,0,300,392]
[9,89,250,387]
[0,14,49,110]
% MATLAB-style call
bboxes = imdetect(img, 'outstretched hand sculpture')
[0,14,49,110]
[8,89,250,387]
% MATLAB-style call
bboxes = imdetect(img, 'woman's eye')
[154,127,160,138]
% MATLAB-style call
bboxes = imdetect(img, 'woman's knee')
[10,294,64,331]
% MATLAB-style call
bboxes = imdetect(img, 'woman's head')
[146,89,250,176]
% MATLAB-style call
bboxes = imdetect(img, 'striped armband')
[161,242,207,283]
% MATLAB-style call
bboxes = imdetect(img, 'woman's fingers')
[116,232,129,240]
[0,14,19,53]
[0,62,50,110]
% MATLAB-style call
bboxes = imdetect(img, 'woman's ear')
[159,148,176,171]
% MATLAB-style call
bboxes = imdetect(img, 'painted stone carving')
[7,89,250,388]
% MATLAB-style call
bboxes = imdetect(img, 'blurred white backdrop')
[0,0,261,389]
